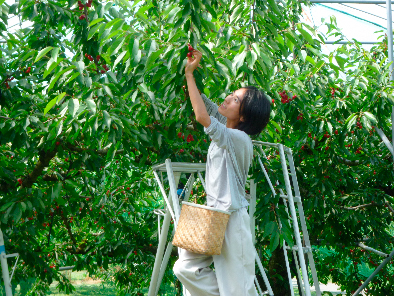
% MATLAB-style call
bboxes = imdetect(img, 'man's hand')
[185,46,202,76]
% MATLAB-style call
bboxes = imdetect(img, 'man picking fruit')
[173,44,271,295]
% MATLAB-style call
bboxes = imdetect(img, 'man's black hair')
[236,86,271,136]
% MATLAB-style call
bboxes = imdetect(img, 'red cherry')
[96,55,100,60]
[79,207,82,211]
[187,52,193,58]
[79,6,83,10]
[79,15,86,20]
[86,198,89,201]
[86,2,91,7]
[56,141,60,146]
[334,130,338,135]
[101,70,105,74]
[180,149,184,153]
[17,178,22,184]
[188,45,194,51]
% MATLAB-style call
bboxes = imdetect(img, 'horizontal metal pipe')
[352,248,394,296]
[358,243,389,257]
[324,41,378,44]
[58,266,75,271]
[311,0,387,3]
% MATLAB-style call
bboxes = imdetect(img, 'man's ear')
[240,116,245,122]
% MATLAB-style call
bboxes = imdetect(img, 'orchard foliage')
[0,0,393,295]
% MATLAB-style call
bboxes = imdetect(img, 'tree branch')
[335,156,362,166]
[60,210,77,246]
[342,203,378,210]
[66,143,124,156]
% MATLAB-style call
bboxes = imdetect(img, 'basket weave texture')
[172,203,230,255]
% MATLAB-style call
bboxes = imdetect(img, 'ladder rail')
[278,144,312,296]
[286,150,322,296]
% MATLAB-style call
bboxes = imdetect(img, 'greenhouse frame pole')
[0,229,12,296]
[310,0,387,3]
[387,0,394,162]
[310,1,394,295]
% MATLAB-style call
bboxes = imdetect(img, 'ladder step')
[280,195,301,203]
[5,253,19,258]
[286,246,312,254]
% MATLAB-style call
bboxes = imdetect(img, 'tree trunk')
[269,247,291,296]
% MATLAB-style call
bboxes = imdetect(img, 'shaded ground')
[11,271,350,296]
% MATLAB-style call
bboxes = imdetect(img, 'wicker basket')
[172,201,231,255]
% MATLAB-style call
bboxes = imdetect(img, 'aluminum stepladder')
[0,229,20,296]
[148,159,274,296]
[252,140,322,296]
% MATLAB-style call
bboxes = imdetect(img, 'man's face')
[218,88,246,122]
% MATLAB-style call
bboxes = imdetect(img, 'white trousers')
[173,207,258,296]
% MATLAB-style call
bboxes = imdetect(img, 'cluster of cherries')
[178,132,195,143]
[187,43,194,57]
[78,0,92,20]
[330,87,338,98]
[84,53,109,73]
[4,76,14,89]
[278,90,297,104]
[85,53,99,62]
[356,119,363,129]
[355,147,362,154]
[296,113,303,120]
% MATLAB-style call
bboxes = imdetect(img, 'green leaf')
[0,202,14,212]
[269,229,280,252]
[103,110,111,129]
[68,98,80,118]
[47,66,76,92]
[88,23,103,40]
[44,92,66,115]
[20,202,26,212]
[106,71,118,83]
[305,56,315,65]
[66,72,80,84]
[51,182,62,200]
[103,85,113,97]
[44,98,56,115]
[335,56,347,70]
[114,51,128,68]
[230,4,243,23]
[358,82,367,91]
[364,112,377,124]
[34,46,53,63]
[264,221,276,236]
[43,58,64,78]
[12,204,22,223]
[345,113,357,130]
[267,0,281,15]
[86,99,96,114]
[89,18,105,27]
